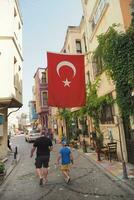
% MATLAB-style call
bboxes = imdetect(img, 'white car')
[25,130,40,142]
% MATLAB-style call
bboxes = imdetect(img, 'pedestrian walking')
[30,130,53,186]
[57,140,73,183]
[7,135,12,151]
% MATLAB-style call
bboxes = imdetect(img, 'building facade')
[59,22,89,140]
[34,68,50,129]
[81,0,132,162]
[0,0,23,158]
[28,100,38,129]
[57,0,132,162]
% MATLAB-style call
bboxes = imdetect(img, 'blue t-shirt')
[59,147,71,165]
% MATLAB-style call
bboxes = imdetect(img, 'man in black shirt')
[30,130,53,185]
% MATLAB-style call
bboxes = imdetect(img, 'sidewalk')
[0,151,20,185]
[78,147,134,191]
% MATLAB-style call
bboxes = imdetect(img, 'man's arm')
[49,139,53,151]
[30,145,36,158]
[49,146,53,151]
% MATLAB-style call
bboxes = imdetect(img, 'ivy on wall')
[94,23,134,117]
[58,108,72,140]
[79,80,114,132]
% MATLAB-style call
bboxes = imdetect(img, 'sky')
[19,0,83,114]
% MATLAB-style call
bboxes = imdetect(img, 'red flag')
[47,52,86,108]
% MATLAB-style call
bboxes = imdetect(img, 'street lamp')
[114,115,128,179]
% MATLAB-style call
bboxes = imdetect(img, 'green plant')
[79,80,113,132]
[94,23,134,117]
[58,108,72,141]
[0,162,5,174]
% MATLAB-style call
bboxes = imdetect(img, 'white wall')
[0,0,23,104]
[0,0,13,36]
[0,39,22,102]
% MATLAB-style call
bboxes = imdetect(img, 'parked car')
[25,129,40,142]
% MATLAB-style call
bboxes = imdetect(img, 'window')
[100,104,114,124]
[92,56,103,77]
[86,71,90,83]
[14,8,17,17]
[18,22,21,30]
[18,65,21,71]
[84,0,88,4]
[41,72,46,84]
[14,57,17,64]
[99,94,114,124]
[83,34,87,52]
[91,19,96,31]
[76,40,82,53]
[68,45,70,52]
[14,57,17,87]
[91,0,108,30]
[42,91,47,106]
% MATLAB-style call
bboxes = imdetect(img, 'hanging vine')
[94,22,134,117]
[58,108,72,140]
[79,79,114,133]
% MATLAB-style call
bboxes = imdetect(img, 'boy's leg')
[61,168,70,183]
[62,169,69,179]
[66,169,71,183]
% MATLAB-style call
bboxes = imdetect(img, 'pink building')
[34,68,49,129]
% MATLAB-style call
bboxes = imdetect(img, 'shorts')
[60,164,70,171]
[35,155,50,168]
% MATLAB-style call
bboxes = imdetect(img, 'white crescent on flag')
[56,61,76,77]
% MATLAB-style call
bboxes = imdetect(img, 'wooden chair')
[107,142,118,162]
[100,145,109,160]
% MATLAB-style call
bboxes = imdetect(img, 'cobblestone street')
[0,136,134,200]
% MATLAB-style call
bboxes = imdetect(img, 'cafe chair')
[107,142,118,162]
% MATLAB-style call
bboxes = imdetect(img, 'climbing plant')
[58,108,72,140]
[94,23,134,117]
[79,80,114,133]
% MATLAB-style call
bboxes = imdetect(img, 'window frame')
[75,39,82,54]
[41,91,48,107]
[41,72,47,84]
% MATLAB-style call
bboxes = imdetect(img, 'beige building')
[81,0,132,162]
[55,0,132,162]
[0,0,23,158]
[51,22,88,141]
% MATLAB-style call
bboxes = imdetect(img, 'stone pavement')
[78,147,134,191]
[1,143,134,192]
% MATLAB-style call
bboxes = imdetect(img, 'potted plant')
[0,162,6,181]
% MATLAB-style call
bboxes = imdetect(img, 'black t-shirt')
[34,136,53,156]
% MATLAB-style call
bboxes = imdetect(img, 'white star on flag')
[62,78,71,87]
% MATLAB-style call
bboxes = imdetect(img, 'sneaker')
[44,178,48,184]
[39,178,43,186]
[66,177,70,183]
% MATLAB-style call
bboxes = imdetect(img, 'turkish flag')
[47,52,86,108]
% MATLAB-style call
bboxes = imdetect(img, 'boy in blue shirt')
[57,141,73,183]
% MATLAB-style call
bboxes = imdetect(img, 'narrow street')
[0,135,134,200]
